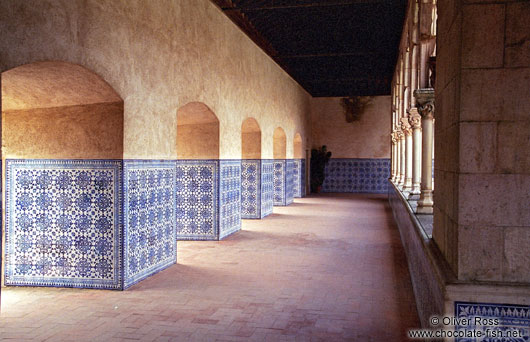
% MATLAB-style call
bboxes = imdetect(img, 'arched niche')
[241,117,261,159]
[293,133,303,159]
[176,102,220,159]
[273,127,286,159]
[1,61,124,159]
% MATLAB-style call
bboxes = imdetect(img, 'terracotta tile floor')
[0,194,419,341]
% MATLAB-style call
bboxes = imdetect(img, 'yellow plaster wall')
[0,0,312,159]
[3,103,124,159]
[176,122,220,160]
[241,118,261,159]
[310,96,391,158]
[293,133,303,158]
[273,128,287,159]
[1,61,124,159]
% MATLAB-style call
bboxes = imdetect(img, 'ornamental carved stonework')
[400,117,412,136]
[396,129,405,140]
[391,131,397,144]
[408,108,421,129]
[414,88,435,120]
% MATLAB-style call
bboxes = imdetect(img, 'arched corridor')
[0,194,419,341]
[0,0,528,339]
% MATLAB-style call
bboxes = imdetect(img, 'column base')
[417,189,434,214]
[408,184,421,200]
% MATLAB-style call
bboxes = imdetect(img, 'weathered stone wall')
[435,0,530,283]
[310,96,391,158]
[0,0,312,159]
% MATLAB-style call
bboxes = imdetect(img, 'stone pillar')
[408,108,422,197]
[398,129,406,187]
[414,88,434,214]
[391,132,396,181]
[401,117,413,191]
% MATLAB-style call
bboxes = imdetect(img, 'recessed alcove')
[175,102,240,240]
[240,118,273,219]
[272,127,293,206]
[1,61,176,290]
[292,133,306,198]
[176,102,220,160]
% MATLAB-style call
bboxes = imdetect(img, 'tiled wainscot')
[123,160,177,288]
[322,158,390,194]
[5,159,123,289]
[455,302,529,342]
[292,159,306,198]
[4,159,178,290]
[273,159,294,206]
[176,160,241,240]
[241,160,274,219]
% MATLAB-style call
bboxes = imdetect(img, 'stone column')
[408,108,422,198]
[391,132,397,181]
[398,129,406,187]
[401,117,413,192]
[414,88,434,214]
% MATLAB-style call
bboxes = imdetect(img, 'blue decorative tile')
[321,158,390,194]
[292,159,306,198]
[5,159,123,289]
[260,160,274,218]
[241,160,261,219]
[123,160,177,289]
[455,302,530,342]
[175,160,218,240]
[273,159,295,206]
[273,160,286,206]
[285,160,294,205]
[219,160,241,239]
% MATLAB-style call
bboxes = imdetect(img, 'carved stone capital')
[391,132,397,144]
[414,88,435,120]
[408,107,422,129]
[400,117,412,136]
[396,129,405,140]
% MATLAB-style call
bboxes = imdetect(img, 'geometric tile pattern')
[321,158,390,194]
[123,160,177,289]
[241,159,261,219]
[175,160,218,241]
[285,160,294,205]
[219,160,241,239]
[293,159,304,198]
[273,159,294,206]
[454,302,530,342]
[260,160,274,218]
[273,160,286,206]
[4,159,123,289]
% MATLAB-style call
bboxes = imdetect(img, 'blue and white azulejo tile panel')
[260,160,274,218]
[273,160,286,206]
[175,160,218,240]
[123,160,177,289]
[285,160,294,206]
[292,159,306,198]
[321,158,390,194]
[454,302,530,342]
[219,160,241,239]
[241,160,261,219]
[5,159,123,289]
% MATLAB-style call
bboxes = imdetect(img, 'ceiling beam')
[301,77,389,83]
[276,52,393,59]
[220,0,387,11]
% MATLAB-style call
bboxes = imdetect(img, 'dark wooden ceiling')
[212,0,407,97]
